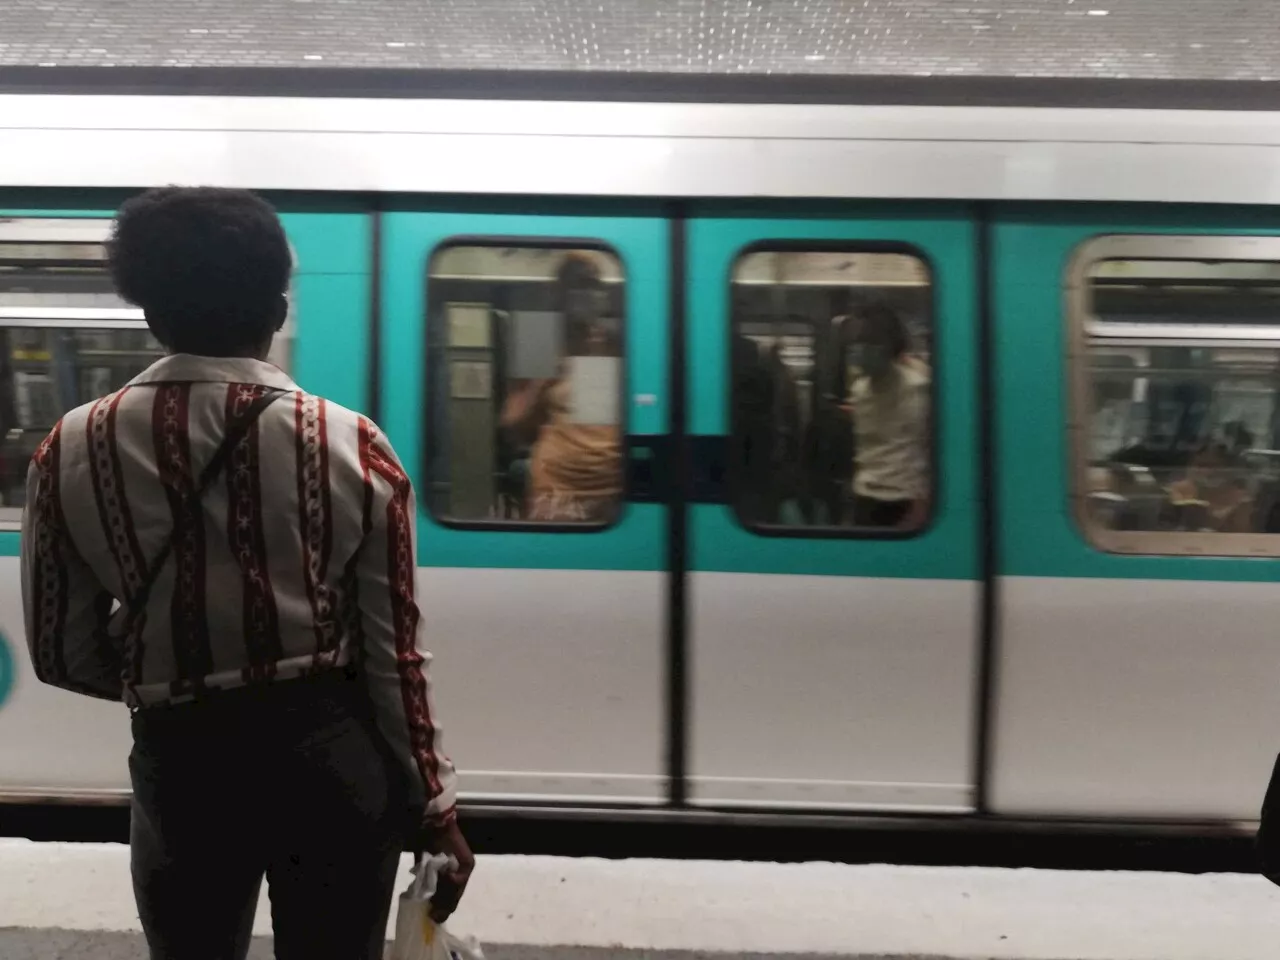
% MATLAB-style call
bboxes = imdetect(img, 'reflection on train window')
[425,243,625,526]
[0,225,168,523]
[1076,245,1280,554]
[730,248,933,533]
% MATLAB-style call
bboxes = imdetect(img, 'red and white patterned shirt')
[19,353,457,824]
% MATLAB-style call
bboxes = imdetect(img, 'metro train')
[1,86,1280,831]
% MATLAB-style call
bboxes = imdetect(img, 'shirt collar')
[127,353,299,392]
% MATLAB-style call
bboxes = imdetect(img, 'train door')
[684,205,982,811]
[379,205,670,804]
[990,206,1280,820]
[0,199,373,800]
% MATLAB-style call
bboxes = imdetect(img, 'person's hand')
[415,818,475,923]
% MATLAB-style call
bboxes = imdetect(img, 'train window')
[0,219,297,528]
[1070,235,1280,556]
[729,247,934,534]
[424,242,625,527]
[0,220,162,526]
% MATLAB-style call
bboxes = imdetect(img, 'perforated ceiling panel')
[1,0,1276,81]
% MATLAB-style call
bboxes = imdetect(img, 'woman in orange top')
[500,254,623,523]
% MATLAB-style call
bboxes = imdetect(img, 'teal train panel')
[379,207,669,572]
[686,204,980,580]
[994,203,1280,583]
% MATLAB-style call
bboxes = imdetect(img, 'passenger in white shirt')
[844,303,931,530]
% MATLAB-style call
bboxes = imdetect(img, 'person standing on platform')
[20,187,471,960]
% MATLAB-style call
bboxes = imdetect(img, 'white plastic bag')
[388,854,485,960]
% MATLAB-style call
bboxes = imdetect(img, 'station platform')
[1,838,1277,959]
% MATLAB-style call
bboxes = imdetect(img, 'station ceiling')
[1,0,1275,81]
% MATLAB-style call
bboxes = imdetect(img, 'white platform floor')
[2,839,1279,959]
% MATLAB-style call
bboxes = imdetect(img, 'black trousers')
[1257,751,1280,885]
[852,494,912,528]
[129,670,412,960]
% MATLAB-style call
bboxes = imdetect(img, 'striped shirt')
[19,353,457,824]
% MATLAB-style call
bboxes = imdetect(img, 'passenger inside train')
[499,253,624,523]
[1164,432,1254,533]
[426,246,625,525]
[729,251,934,532]
[731,331,804,525]
[844,303,931,530]
[1081,256,1280,538]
